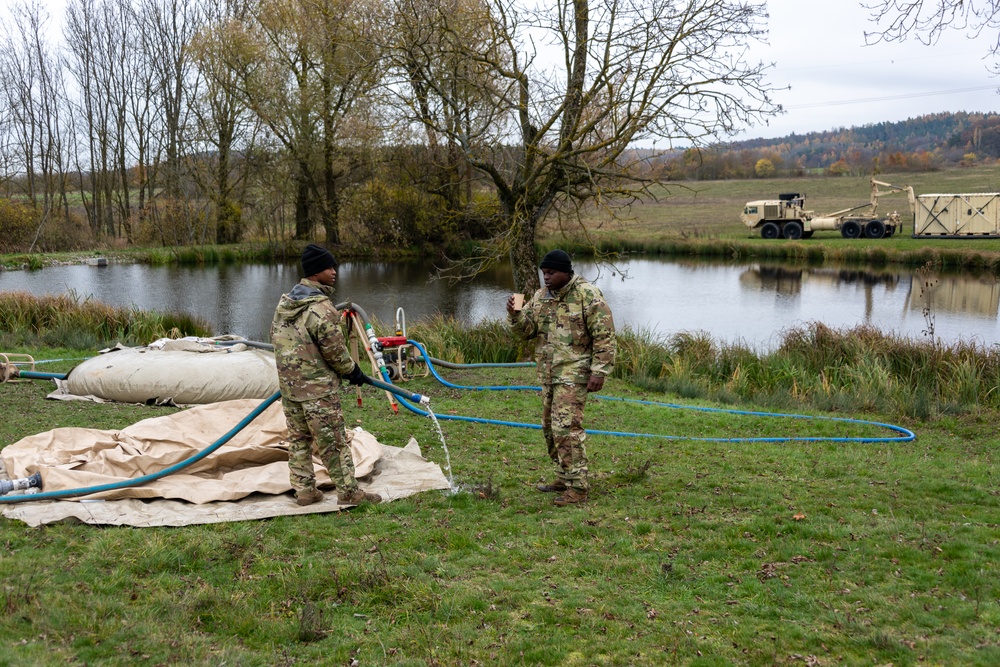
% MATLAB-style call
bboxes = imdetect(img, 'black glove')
[345,363,369,386]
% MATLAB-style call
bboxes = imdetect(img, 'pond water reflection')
[2,257,999,350]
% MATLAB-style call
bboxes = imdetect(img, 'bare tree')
[390,0,493,215]
[0,1,72,249]
[311,0,385,244]
[390,0,778,292]
[65,0,110,238]
[0,9,41,204]
[190,0,261,244]
[64,0,145,241]
[212,0,384,243]
[864,0,1000,60]
[139,0,203,202]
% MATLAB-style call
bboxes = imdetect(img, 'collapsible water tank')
[64,338,278,404]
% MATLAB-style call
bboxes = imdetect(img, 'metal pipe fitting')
[0,471,42,496]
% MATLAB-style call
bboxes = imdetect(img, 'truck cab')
[741,193,813,239]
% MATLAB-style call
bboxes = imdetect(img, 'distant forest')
[651,111,1000,181]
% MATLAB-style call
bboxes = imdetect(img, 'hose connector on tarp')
[0,472,42,496]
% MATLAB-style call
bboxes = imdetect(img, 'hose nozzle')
[366,376,431,407]
[0,471,42,496]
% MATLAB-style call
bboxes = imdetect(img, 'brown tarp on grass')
[0,399,450,527]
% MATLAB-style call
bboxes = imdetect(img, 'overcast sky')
[6,0,997,143]
[738,0,1000,140]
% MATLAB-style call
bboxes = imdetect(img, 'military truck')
[741,179,912,240]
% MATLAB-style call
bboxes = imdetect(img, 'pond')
[2,257,999,351]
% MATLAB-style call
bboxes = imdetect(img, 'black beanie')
[539,249,572,273]
[301,244,337,277]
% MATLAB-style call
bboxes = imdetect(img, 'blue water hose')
[406,340,538,391]
[412,357,535,369]
[0,391,282,504]
[13,357,91,365]
[3,352,429,506]
[214,336,535,370]
[14,370,68,380]
[366,376,430,405]
[388,339,915,444]
[3,323,915,506]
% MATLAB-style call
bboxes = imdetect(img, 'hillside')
[735,111,1000,163]
[654,111,1000,180]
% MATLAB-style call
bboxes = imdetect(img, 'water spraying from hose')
[424,408,455,491]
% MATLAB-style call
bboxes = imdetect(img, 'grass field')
[548,167,1000,254]
[1,345,999,666]
[3,169,1000,665]
[6,167,1000,272]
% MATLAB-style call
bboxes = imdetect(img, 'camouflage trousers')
[541,382,589,492]
[281,393,357,495]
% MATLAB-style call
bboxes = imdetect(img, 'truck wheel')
[760,222,780,239]
[782,221,803,240]
[864,220,886,239]
[841,220,862,239]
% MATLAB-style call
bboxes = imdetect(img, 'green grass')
[2,328,1000,665]
[4,168,1000,664]
[6,293,1000,419]
[8,166,1000,273]
[0,239,422,271]
[0,291,212,348]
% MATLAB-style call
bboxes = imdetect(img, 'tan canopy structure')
[0,399,450,527]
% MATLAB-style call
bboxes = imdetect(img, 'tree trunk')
[295,160,311,239]
[323,176,339,245]
[321,120,339,244]
[117,139,133,243]
[215,134,241,245]
[508,210,541,294]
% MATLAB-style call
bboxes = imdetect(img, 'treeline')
[0,0,504,254]
[651,111,1000,180]
[1,0,991,255]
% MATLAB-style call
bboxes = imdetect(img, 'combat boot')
[535,480,567,493]
[295,488,324,506]
[552,488,587,506]
[338,488,382,505]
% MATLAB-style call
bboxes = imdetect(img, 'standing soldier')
[506,249,616,506]
[271,244,381,506]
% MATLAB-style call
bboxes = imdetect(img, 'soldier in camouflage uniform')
[271,244,381,506]
[507,249,616,506]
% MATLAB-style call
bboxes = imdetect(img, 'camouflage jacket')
[509,274,616,385]
[270,279,356,402]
